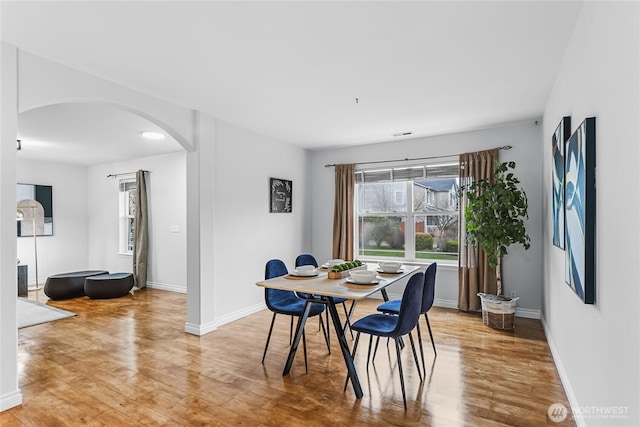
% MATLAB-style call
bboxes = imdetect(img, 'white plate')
[291,269,319,277]
[346,277,380,285]
[377,269,402,274]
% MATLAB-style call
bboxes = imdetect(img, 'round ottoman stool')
[44,270,109,300]
[84,273,134,299]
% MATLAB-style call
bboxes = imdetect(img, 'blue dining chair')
[376,262,437,375]
[346,272,424,410]
[262,259,328,373]
[295,254,355,343]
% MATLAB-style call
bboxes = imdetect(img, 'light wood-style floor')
[3,288,575,426]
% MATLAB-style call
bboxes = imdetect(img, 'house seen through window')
[355,161,459,263]
[119,179,137,255]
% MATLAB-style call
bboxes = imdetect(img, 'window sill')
[359,257,458,270]
[118,252,133,256]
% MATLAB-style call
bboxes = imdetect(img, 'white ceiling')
[17,103,183,166]
[2,1,582,166]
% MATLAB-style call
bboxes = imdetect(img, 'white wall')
[0,43,21,411]
[212,119,312,324]
[310,122,543,315]
[16,159,89,285]
[542,2,639,426]
[88,151,187,291]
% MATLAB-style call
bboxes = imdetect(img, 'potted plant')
[461,161,531,329]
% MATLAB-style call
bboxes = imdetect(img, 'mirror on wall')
[17,184,53,236]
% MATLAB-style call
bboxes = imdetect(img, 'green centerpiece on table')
[328,260,366,278]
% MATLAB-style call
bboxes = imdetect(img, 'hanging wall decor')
[552,116,571,249]
[269,178,292,213]
[564,117,596,304]
[17,183,53,236]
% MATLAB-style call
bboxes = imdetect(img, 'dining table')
[255,263,420,399]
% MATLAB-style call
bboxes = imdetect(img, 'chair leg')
[372,336,381,363]
[416,323,426,377]
[303,329,308,374]
[325,310,329,334]
[319,313,331,354]
[261,312,277,363]
[425,313,437,355]
[365,335,374,370]
[408,331,423,382]
[394,338,407,410]
[289,316,294,345]
[344,332,361,391]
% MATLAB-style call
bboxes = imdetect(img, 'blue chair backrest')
[295,254,318,268]
[422,263,437,314]
[265,259,288,280]
[264,259,291,309]
[394,272,424,336]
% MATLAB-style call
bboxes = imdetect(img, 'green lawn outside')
[359,249,458,261]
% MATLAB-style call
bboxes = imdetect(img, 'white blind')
[355,162,458,183]
[119,180,137,192]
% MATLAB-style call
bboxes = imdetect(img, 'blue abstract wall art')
[564,117,596,304]
[552,116,570,249]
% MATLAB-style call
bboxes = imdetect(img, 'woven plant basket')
[478,293,519,329]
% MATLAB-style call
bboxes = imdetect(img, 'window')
[355,161,459,262]
[394,190,404,205]
[119,179,137,255]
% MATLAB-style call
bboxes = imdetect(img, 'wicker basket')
[478,293,519,329]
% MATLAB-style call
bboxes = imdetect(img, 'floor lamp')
[16,205,41,290]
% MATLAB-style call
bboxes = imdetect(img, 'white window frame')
[354,160,459,265]
[118,178,137,255]
[394,189,404,205]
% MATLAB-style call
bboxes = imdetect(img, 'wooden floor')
[3,288,575,426]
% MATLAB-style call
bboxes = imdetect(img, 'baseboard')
[515,307,540,319]
[146,281,186,294]
[541,314,584,427]
[184,320,217,336]
[385,296,541,319]
[434,298,458,310]
[184,303,266,336]
[0,389,22,412]
[214,302,266,328]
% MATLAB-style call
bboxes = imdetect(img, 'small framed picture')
[269,178,292,213]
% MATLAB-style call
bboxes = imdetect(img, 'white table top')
[256,264,419,300]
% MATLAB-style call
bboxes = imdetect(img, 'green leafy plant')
[445,240,459,253]
[415,232,434,251]
[461,161,531,295]
[330,260,363,272]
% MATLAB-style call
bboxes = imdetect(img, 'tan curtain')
[332,164,355,261]
[133,170,149,289]
[458,149,499,311]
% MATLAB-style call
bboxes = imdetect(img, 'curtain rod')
[323,145,512,168]
[107,170,150,178]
